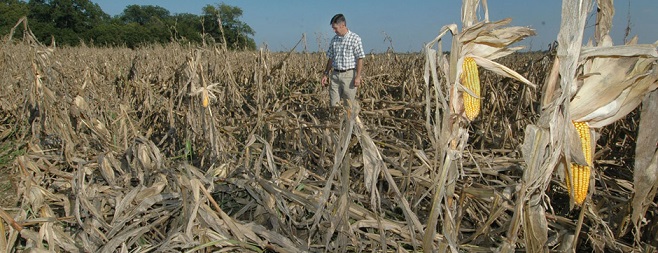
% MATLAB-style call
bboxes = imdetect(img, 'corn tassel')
[461,57,481,121]
[566,121,592,205]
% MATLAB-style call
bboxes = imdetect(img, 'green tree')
[170,13,203,44]
[121,22,152,48]
[27,0,110,45]
[9,1,256,49]
[202,3,255,50]
[86,19,126,47]
[0,0,29,38]
[117,5,182,46]
[120,5,170,25]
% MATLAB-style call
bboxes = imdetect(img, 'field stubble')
[0,39,655,252]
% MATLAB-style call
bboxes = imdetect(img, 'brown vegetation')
[0,30,655,252]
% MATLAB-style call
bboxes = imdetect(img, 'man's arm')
[324,59,333,75]
[354,57,363,87]
[355,58,363,77]
[321,59,333,86]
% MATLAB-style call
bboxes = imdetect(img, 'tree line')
[0,0,256,49]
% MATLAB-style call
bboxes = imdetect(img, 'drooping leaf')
[471,55,536,88]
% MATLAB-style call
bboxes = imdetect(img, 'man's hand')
[354,75,361,87]
[321,75,328,87]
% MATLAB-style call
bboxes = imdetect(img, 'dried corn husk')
[453,17,537,120]
[571,36,658,128]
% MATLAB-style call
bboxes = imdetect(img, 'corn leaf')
[583,64,658,127]
[631,91,658,239]
[571,55,656,121]
[471,55,536,88]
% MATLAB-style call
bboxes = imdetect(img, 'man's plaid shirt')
[327,30,365,71]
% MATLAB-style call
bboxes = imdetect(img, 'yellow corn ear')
[202,88,209,108]
[566,121,592,205]
[461,57,481,121]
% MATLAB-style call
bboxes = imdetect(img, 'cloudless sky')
[94,0,658,53]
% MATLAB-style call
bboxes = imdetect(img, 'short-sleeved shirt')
[327,30,365,71]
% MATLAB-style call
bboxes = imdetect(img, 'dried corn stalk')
[518,0,658,252]
[631,90,658,245]
[565,35,658,206]
[422,0,536,251]
[509,0,593,251]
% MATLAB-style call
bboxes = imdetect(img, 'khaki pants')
[329,70,357,106]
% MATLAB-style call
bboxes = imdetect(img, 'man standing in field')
[321,13,365,107]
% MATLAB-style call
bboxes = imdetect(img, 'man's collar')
[340,30,351,37]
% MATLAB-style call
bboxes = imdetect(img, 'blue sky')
[94,0,658,53]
